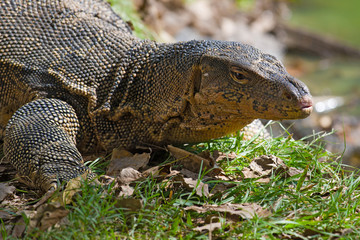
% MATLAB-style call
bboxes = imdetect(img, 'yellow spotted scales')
[0,0,313,191]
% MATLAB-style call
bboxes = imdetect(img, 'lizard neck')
[93,40,220,149]
[107,40,209,122]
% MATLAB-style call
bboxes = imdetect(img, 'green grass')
[4,123,360,239]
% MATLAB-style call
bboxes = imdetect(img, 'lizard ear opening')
[192,67,202,94]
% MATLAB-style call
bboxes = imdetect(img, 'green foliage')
[107,0,155,39]
[290,0,360,48]
[235,0,255,11]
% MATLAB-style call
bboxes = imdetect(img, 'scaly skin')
[0,0,312,191]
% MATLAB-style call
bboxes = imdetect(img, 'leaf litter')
[0,183,15,202]
[241,154,304,183]
[0,145,318,237]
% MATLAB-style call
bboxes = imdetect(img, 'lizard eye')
[230,67,249,84]
[234,72,246,80]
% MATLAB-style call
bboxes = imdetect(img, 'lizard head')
[191,41,313,122]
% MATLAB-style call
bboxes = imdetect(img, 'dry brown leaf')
[288,167,304,177]
[56,172,98,205]
[0,183,15,202]
[117,167,142,184]
[60,176,83,205]
[249,155,285,175]
[180,168,201,179]
[1,192,33,212]
[178,168,230,196]
[213,150,238,162]
[167,145,213,173]
[4,211,34,239]
[99,175,115,185]
[118,185,134,197]
[204,215,221,224]
[27,203,69,232]
[207,165,223,177]
[107,148,150,176]
[141,164,171,179]
[230,203,271,219]
[185,203,271,221]
[114,198,143,212]
[182,177,210,197]
[210,182,232,195]
[242,155,303,182]
[99,171,137,197]
[0,210,14,221]
[338,228,354,236]
[11,216,27,238]
[310,184,348,198]
[241,167,260,179]
[194,222,222,233]
[197,150,213,162]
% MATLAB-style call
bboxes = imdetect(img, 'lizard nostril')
[284,92,293,100]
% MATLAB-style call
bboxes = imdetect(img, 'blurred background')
[110,0,360,168]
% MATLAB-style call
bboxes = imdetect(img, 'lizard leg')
[4,98,95,192]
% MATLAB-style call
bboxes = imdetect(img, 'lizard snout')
[280,85,313,118]
[298,95,313,116]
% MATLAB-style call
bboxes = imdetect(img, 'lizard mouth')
[298,95,313,117]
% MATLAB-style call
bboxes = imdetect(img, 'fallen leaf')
[194,222,222,233]
[59,172,97,205]
[180,168,201,179]
[210,182,232,195]
[107,148,151,176]
[242,155,304,182]
[167,145,213,172]
[118,185,134,197]
[204,215,221,224]
[185,203,271,221]
[0,183,15,202]
[3,211,33,239]
[229,203,271,219]
[114,198,143,212]
[339,228,354,236]
[213,150,238,162]
[141,164,171,179]
[61,178,82,205]
[249,155,285,175]
[0,210,13,221]
[197,150,214,162]
[99,175,115,185]
[310,184,348,198]
[288,167,304,177]
[241,167,260,179]
[117,167,142,184]
[182,177,210,197]
[28,203,69,232]
[11,216,27,238]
